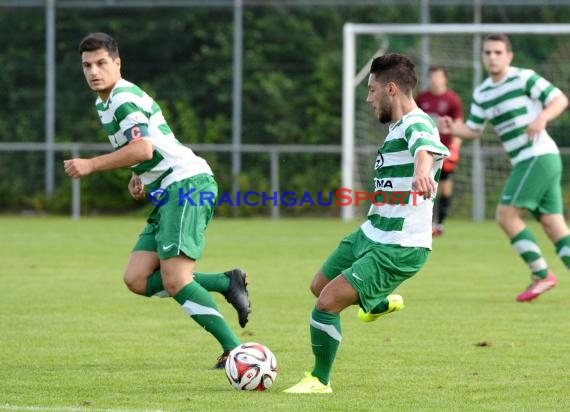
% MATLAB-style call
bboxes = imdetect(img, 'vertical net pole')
[231,0,243,208]
[45,0,56,199]
[341,23,356,220]
[420,0,431,87]
[471,2,485,220]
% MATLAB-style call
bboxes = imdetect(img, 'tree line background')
[2,2,570,217]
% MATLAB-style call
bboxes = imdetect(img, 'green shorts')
[500,154,563,219]
[133,174,218,260]
[321,229,429,313]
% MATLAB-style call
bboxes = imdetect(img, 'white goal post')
[342,23,570,221]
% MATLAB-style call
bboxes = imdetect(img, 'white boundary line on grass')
[1,405,164,412]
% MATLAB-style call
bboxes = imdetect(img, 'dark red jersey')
[416,89,463,148]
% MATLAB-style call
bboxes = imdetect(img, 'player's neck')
[490,67,510,84]
[430,86,446,96]
[98,80,120,103]
[98,91,111,102]
[395,99,418,121]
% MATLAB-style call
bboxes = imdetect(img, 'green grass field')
[1,216,570,412]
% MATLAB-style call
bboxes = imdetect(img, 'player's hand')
[438,116,453,134]
[412,174,437,200]
[527,116,546,141]
[128,174,146,200]
[63,158,94,179]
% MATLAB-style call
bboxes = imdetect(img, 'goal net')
[342,24,570,220]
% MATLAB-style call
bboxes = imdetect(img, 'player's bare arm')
[412,150,437,200]
[64,138,153,178]
[440,116,482,140]
[527,93,569,140]
[450,112,464,153]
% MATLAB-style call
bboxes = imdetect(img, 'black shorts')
[440,169,453,181]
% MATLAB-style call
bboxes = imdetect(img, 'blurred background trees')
[1,2,569,216]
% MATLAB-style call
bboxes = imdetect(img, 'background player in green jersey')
[442,33,570,302]
[64,32,250,368]
[284,54,449,394]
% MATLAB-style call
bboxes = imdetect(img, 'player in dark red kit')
[416,65,464,236]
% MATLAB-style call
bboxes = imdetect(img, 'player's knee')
[315,299,327,312]
[495,205,513,228]
[310,281,320,297]
[123,270,146,295]
[495,211,503,228]
[310,271,329,297]
[540,217,554,234]
[315,296,335,312]
[160,271,193,297]
[540,214,568,241]
[160,276,177,297]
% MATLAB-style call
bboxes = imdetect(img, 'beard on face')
[378,97,392,124]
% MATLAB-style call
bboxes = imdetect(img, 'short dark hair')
[370,53,418,95]
[79,32,119,58]
[483,33,512,52]
[428,65,448,78]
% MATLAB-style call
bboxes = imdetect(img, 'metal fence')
[3,143,567,219]
[0,142,343,219]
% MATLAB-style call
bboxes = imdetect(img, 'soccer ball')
[224,342,278,391]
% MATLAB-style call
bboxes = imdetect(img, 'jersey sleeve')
[404,119,450,160]
[111,93,150,134]
[465,98,486,131]
[521,68,562,106]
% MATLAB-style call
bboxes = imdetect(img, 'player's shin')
[175,281,240,351]
[555,234,570,269]
[146,270,231,296]
[310,307,342,385]
[193,272,230,292]
[511,228,548,278]
[438,195,451,224]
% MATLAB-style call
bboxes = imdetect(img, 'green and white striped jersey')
[360,108,449,249]
[96,79,212,190]
[466,66,561,165]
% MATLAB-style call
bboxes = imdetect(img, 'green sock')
[174,281,240,351]
[511,228,548,278]
[370,298,389,314]
[555,235,570,269]
[310,307,341,385]
[146,270,167,297]
[146,271,230,297]
[193,272,230,293]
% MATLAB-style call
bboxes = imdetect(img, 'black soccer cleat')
[212,350,231,370]
[222,268,251,328]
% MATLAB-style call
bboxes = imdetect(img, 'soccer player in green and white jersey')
[442,33,570,302]
[64,32,250,369]
[284,53,449,394]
